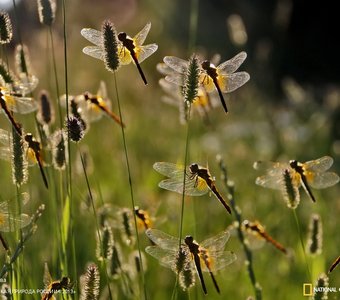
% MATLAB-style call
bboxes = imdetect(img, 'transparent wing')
[80,28,102,46]
[43,262,52,287]
[165,74,185,86]
[0,212,30,232]
[136,44,158,63]
[145,229,180,250]
[6,97,37,114]
[97,81,108,99]
[134,22,151,46]
[13,74,39,95]
[200,250,237,272]
[200,230,230,251]
[218,71,250,93]
[163,56,189,74]
[153,162,185,178]
[0,147,11,161]
[158,178,208,196]
[217,52,247,74]
[309,172,340,189]
[0,129,10,145]
[145,245,177,270]
[82,46,104,61]
[255,174,285,190]
[304,156,334,172]
[253,161,290,174]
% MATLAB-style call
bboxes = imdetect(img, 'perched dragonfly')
[42,263,72,300]
[153,162,231,214]
[164,52,250,114]
[0,86,37,136]
[254,156,339,204]
[241,220,287,254]
[0,200,30,232]
[24,133,49,189]
[81,22,158,85]
[145,229,236,294]
[329,256,340,273]
[76,81,124,127]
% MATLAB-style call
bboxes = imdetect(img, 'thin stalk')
[78,147,113,300]
[113,72,147,300]
[292,210,312,283]
[217,157,262,300]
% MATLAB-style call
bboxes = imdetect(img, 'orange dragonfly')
[163,52,250,114]
[254,156,339,204]
[0,86,37,136]
[241,220,287,254]
[42,263,72,300]
[329,256,340,273]
[145,229,237,294]
[153,162,231,214]
[81,22,158,85]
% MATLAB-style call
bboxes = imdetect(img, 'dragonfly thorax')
[118,32,135,50]
[289,160,304,174]
[201,60,218,78]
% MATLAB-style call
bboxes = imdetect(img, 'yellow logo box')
[303,284,313,296]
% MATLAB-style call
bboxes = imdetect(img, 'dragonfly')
[329,256,340,273]
[24,133,49,189]
[134,206,153,230]
[153,162,231,214]
[254,156,339,204]
[0,200,30,232]
[240,220,287,254]
[76,81,124,127]
[81,22,158,85]
[42,263,72,300]
[164,52,250,114]
[0,86,37,136]
[145,229,237,294]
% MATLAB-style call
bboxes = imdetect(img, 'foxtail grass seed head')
[313,273,329,300]
[120,208,134,246]
[183,55,199,105]
[80,263,100,300]
[130,250,147,274]
[66,116,85,143]
[175,245,190,274]
[52,129,67,170]
[108,244,122,279]
[15,44,31,74]
[102,20,120,72]
[37,0,56,26]
[11,125,28,186]
[282,169,300,209]
[37,90,55,126]
[0,11,12,44]
[96,225,113,261]
[70,97,88,132]
[307,214,323,256]
[179,268,196,291]
[0,59,15,84]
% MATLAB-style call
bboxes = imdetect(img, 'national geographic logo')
[303,284,313,296]
[303,283,339,296]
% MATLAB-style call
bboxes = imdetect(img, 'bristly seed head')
[307,213,323,256]
[51,129,67,170]
[102,20,120,72]
[0,11,13,44]
[37,0,56,26]
[183,55,199,105]
[96,225,114,261]
[66,115,85,143]
[313,273,329,300]
[15,44,31,75]
[0,59,16,84]
[37,90,55,126]
[108,244,122,279]
[179,268,196,291]
[11,125,28,186]
[282,169,300,209]
[80,263,100,300]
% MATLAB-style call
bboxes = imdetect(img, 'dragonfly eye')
[184,235,194,245]
[189,163,199,173]
[201,60,210,69]
[118,32,126,41]
[289,160,298,168]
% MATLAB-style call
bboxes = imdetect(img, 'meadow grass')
[0,1,339,300]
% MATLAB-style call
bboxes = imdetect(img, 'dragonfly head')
[184,235,194,246]
[189,163,199,173]
[83,92,91,101]
[201,60,211,70]
[289,160,299,169]
[118,32,127,41]
[24,133,33,143]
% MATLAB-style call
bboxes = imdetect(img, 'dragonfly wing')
[153,162,185,178]
[145,246,177,270]
[10,97,37,114]
[201,251,237,271]
[80,28,102,45]
[217,51,247,74]
[134,22,151,46]
[0,147,11,161]
[165,74,185,86]
[145,229,180,250]
[200,231,230,251]
[0,129,10,145]
[255,174,285,190]
[220,71,250,93]
[158,178,208,196]
[97,81,108,99]
[136,44,158,63]
[0,213,30,232]
[82,46,104,61]
[43,262,53,288]
[309,172,340,189]
[163,56,188,74]
[304,156,334,172]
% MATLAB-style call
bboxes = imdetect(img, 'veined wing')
[136,44,158,63]
[117,44,132,65]
[82,46,104,61]
[134,22,151,46]
[308,172,340,189]
[0,213,30,232]
[253,161,290,175]
[13,74,39,95]
[158,177,208,196]
[165,74,185,86]
[304,156,334,173]
[145,245,178,270]
[0,147,11,161]
[163,56,189,74]
[217,52,247,74]
[0,129,10,145]
[81,28,102,46]
[218,72,250,93]
[200,230,230,251]
[145,229,180,250]
[199,249,237,272]
[8,97,37,114]
[97,81,108,99]
[255,174,286,190]
[153,162,185,178]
